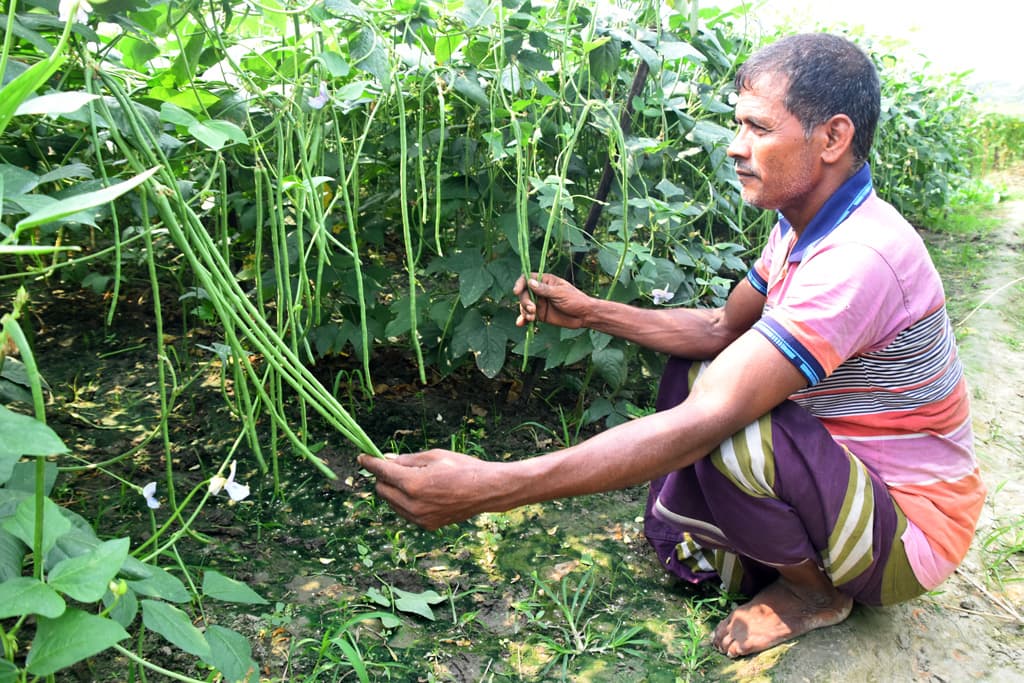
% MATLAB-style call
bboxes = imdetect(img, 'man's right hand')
[513,273,591,329]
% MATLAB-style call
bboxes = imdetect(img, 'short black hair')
[734,33,881,167]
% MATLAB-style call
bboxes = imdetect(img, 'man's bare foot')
[712,570,853,658]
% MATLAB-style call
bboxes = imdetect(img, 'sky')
[722,0,1018,91]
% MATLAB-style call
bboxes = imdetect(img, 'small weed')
[981,483,1024,589]
[514,565,652,678]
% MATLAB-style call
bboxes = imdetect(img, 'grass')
[923,166,1024,599]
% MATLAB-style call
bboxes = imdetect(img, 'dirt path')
[716,173,1024,682]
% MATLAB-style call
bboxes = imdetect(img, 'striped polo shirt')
[746,165,985,589]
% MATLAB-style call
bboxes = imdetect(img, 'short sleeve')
[746,224,782,296]
[753,242,912,385]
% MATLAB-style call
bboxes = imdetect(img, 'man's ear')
[820,114,855,164]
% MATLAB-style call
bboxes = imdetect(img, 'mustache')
[733,164,755,175]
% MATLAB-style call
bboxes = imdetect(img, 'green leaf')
[0,405,69,458]
[324,0,368,19]
[450,309,483,357]
[103,583,138,628]
[141,599,211,659]
[128,564,190,603]
[0,659,17,683]
[25,607,129,676]
[203,625,257,683]
[364,586,390,607]
[450,70,488,108]
[15,166,160,231]
[188,119,248,150]
[0,450,18,485]
[391,587,444,621]
[202,569,268,605]
[473,319,509,379]
[159,101,197,127]
[14,92,99,117]
[456,0,496,28]
[0,163,40,196]
[458,263,494,306]
[1,495,71,558]
[321,51,350,77]
[5,460,58,495]
[0,576,66,619]
[592,345,627,389]
[48,537,130,603]
[0,528,27,582]
[0,50,66,140]
[349,27,390,91]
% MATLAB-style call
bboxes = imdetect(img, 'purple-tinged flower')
[141,482,160,509]
[209,461,250,502]
[651,285,674,305]
[308,82,329,110]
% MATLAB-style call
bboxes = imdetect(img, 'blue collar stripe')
[782,164,874,263]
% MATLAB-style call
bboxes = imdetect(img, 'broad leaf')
[456,0,496,28]
[202,570,268,605]
[188,119,248,150]
[25,608,129,676]
[159,101,197,127]
[48,537,130,603]
[128,564,190,603]
[103,583,139,628]
[0,528,27,582]
[16,166,160,230]
[142,599,211,659]
[592,345,627,389]
[349,27,390,91]
[391,587,445,621]
[0,450,18,485]
[203,625,257,683]
[1,495,71,558]
[0,50,66,140]
[5,460,58,495]
[0,405,68,458]
[472,318,509,379]
[458,263,494,306]
[0,576,66,619]
[14,92,99,117]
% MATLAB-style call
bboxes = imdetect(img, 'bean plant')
[0,0,1009,679]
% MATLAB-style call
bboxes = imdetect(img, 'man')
[357,33,985,657]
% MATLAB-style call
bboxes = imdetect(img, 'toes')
[712,617,734,656]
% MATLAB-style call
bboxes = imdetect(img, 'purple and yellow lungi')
[643,358,925,606]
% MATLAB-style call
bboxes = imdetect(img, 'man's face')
[727,73,826,227]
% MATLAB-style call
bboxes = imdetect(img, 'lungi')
[643,357,925,606]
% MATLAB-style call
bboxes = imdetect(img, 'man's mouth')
[734,166,756,179]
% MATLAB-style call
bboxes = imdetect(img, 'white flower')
[141,482,160,509]
[307,82,329,110]
[651,284,674,305]
[58,0,92,23]
[209,460,250,502]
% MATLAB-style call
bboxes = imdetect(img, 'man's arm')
[358,328,806,530]
[515,273,766,359]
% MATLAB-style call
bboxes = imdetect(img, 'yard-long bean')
[93,65,383,470]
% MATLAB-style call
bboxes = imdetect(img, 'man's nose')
[726,129,746,159]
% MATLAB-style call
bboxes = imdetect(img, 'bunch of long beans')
[87,62,383,480]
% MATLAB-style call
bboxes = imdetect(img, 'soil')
[3,170,1023,682]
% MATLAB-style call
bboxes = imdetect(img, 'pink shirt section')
[750,192,985,589]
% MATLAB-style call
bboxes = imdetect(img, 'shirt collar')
[779,163,874,263]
